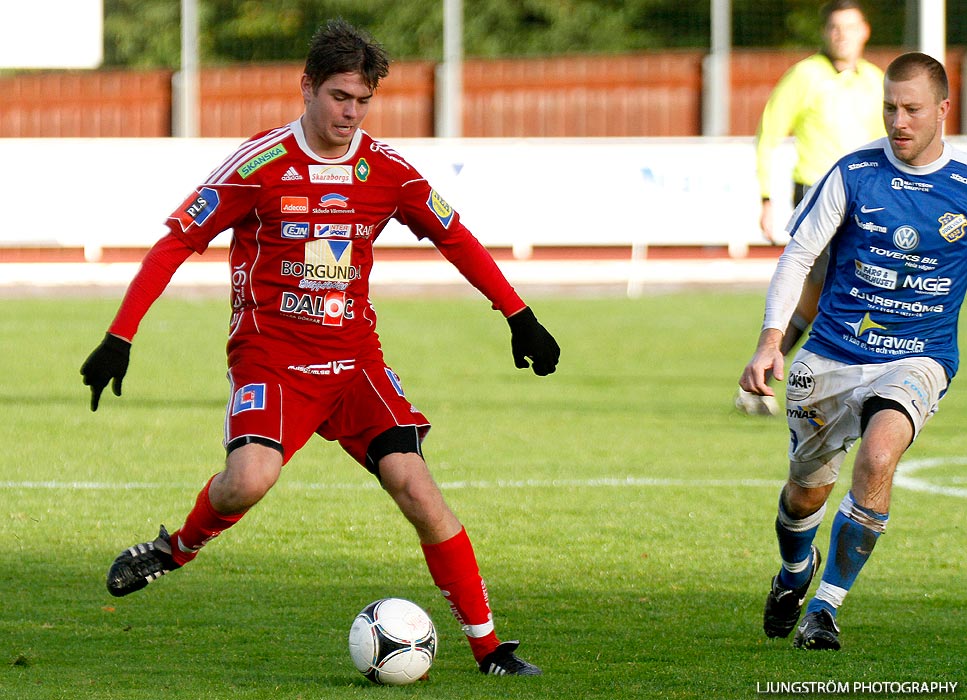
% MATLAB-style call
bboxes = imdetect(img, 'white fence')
[0,136,798,259]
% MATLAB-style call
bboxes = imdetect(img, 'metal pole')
[436,0,463,137]
[702,0,731,136]
[918,0,946,65]
[175,0,200,137]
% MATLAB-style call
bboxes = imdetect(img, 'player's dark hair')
[304,18,390,94]
[821,0,867,24]
[886,52,949,101]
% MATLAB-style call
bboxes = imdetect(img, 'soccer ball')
[348,598,437,685]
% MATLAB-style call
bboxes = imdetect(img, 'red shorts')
[224,358,430,466]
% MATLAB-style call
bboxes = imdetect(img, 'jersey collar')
[290,118,364,163]
[883,138,952,176]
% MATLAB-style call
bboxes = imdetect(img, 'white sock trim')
[838,491,889,534]
[461,620,495,638]
[782,555,811,574]
[778,500,827,533]
[815,581,848,609]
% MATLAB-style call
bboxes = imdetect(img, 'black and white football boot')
[793,609,841,651]
[478,641,542,676]
[106,525,180,597]
[763,545,821,638]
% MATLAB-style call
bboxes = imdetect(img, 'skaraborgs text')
[756,680,958,695]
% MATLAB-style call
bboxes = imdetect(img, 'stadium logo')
[309,165,353,185]
[231,383,266,414]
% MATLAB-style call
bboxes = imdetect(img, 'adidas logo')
[281,167,303,181]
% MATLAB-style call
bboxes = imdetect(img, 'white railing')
[0,136,798,261]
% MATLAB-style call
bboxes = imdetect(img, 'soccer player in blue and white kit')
[740,52,965,650]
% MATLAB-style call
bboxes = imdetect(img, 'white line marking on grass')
[436,477,784,490]
[4,463,963,497]
[0,481,168,490]
[894,457,967,499]
[0,477,784,491]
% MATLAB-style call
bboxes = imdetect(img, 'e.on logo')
[281,196,309,213]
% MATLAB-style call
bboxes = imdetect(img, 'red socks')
[170,482,499,663]
[421,527,500,662]
[170,475,247,567]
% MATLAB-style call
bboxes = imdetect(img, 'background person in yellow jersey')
[736,0,884,416]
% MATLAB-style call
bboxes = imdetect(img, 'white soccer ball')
[348,597,437,685]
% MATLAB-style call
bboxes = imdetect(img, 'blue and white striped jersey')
[789,137,967,378]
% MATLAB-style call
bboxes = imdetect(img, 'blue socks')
[807,491,888,617]
[775,495,825,589]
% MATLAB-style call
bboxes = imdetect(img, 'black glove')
[80,333,131,411]
[507,307,560,376]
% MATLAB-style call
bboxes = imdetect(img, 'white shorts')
[784,349,948,488]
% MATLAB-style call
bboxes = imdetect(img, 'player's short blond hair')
[885,52,949,102]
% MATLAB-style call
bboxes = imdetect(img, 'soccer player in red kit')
[80,18,559,677]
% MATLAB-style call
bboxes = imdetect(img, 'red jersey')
[165,120,525,367]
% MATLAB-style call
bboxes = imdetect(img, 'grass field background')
[2,291,966,699]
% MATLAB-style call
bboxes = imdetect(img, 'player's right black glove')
[80,333,131,412]
[507,307,560,376]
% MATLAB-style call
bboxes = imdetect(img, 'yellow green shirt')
[755,53,884,199]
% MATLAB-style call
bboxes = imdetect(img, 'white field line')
[893,457,967,499]
[0,477,783,491]
[3,458,964,497]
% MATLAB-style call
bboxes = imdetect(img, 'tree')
[100,0,923,70]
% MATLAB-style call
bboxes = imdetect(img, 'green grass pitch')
[2,291,965,699]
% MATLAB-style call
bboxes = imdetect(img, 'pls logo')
[174,187,220,231]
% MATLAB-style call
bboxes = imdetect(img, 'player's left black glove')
[80,333,131,412]
[507,307,560,376]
